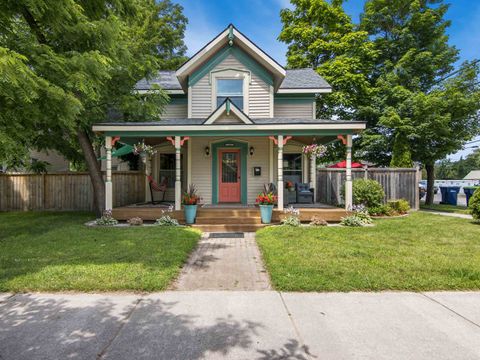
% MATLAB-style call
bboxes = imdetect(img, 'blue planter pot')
[184,205,198,224]
[259,204,274,224]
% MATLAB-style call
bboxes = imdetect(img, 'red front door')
[219,149,241,203]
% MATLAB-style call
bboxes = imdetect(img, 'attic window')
[216,79,243,110]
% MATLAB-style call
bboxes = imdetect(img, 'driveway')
[1,291,479,360]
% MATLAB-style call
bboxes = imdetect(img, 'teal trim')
[211,140,248,205]
[169,96,188,105]
[274,98,314,105]
[104,129,357,137]
[228,25,234,46]
[188,46,273,87]
[275,93,317,98]
[226,99,231,114]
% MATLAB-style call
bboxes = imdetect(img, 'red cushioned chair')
[147,175,168,204]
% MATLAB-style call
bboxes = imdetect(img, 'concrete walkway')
[421,209,473,219]
[1,291,480,360]
[173,232,271,290]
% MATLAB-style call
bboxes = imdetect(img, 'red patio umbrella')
[328,160,363,168]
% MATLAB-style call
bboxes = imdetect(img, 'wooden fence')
[0,172,145,212]
[316,167,421,209]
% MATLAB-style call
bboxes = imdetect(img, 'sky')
[175,0,480,161]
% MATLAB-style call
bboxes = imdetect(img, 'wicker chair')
[296,183,314,204]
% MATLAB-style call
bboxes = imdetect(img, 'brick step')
[194,217,263,225]
[190,223,274,233]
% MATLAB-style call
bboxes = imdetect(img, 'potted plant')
[182,184,200,224]
[133,141,156,162]
[286,181,295,192]
[256,192,277,224]
[302,143,327,159]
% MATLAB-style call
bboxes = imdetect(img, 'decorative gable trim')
[188,46,273,88]
[203,99,253,125]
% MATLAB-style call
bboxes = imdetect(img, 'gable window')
[216,79,243,110]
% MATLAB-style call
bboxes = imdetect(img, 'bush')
[127,217,143,226]
[469,188,480,222]
[368,205,393,216]
[310,215,328,226]
[387,199,410,214]
[155,215,179,226]
[95,210,118,226]
[350,179,385,208]
[341,208,373,227]
[281,206,301,227]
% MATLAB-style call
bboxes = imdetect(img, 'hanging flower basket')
[133,141,156,157]
[302,144,327,159]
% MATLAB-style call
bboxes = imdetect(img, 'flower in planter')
[302,144,327,159]
[286,181,295,190]
[182,184,200,205]
[255,192,277,205]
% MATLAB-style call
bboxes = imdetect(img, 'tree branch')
[21,7,47,45]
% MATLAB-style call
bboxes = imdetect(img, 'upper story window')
[216,79,243,110]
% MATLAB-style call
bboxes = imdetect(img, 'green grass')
[420,203,470,214]
[256,212,480,292]
[0,212,200,292]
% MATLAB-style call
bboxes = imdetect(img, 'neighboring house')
[93,24,366,212]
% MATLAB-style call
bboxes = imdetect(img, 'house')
[92,24,366,225]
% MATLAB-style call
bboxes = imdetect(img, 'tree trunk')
[77,129,105,216]
[425,162,435,205]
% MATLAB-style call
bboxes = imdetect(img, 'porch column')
[105,136,113,211]
[174,136,181,211]
[144,154,152,203]
[345,134,353,210]
[277,135,284,211]
[310,154,317,203]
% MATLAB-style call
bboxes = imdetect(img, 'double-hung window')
[216,79,243,110]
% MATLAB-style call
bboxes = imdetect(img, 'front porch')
[112,203,349,232]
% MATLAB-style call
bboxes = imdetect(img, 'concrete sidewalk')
[1,291,479,360]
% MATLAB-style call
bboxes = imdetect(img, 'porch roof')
[92,118,366,137]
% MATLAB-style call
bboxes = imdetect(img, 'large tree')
[0,0,187,214]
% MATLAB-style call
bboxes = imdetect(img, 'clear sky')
[175,0,480,160]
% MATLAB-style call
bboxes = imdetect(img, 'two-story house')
[93,25,365,225]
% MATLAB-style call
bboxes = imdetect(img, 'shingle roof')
[280,69,331,89]
[135,68,331,91]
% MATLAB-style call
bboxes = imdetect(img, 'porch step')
[194,217,262,225]
[190,223,273,233]
[196,208,260,217]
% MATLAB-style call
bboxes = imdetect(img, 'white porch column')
[345,134,353,210]
[310,154,317,203]
[277,135,284,211]
[174,136,181,210]
[144,154,152,203]
[105,136,113,211]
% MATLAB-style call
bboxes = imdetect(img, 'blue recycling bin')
[439,186,461,206]
[464,186,480,206]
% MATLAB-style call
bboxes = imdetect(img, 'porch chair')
[147,175,168,204]
[296,183,314,204]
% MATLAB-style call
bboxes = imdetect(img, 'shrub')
[127,217,143,226]
[350,179,385,208]
[310,215,328,226]
[95,210,118,226]
[281,206,301,227]
[368,205,392,216]
[469,188,480,222]
[341,208,373,227]
[387,199,410,214]
[155,215,179,226]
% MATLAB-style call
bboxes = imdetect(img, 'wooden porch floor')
[112,203,348,231]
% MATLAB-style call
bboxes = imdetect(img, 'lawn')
[420,203,470,214]
[256,212,480,292]
[0,212,200,292]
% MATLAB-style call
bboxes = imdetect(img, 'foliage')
[387,199,410,215]
[281,206,301,227]
[127,217,143,226]
[182,184,200,205]
[279,0,377,121]
[95,210,118,226]
[256,192,277,205]
[350,179,385,208]
[390,133,413,168]
[368,205,393,216]
[256,212,480,291]
[310,215,328,226]
[469,188,480,222]
[133,141,157,157]
[436,150,480,180]
[155,205,179,226]
[341,205,373,227]
[27,160,50,174]
[0,0,187,214]
[0,212,199,291]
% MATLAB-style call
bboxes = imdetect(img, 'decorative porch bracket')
[166,136,190,146]
[269,135,292,146]
[337,135,347,145]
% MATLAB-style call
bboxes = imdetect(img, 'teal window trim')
[274,97,315,105]
[211,140,248,205]
[188,46,273,88]
[168,96,188,105]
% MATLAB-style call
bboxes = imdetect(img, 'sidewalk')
[1,291,479,360]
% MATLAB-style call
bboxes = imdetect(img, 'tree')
[358,0,480,204]
[0,0,187,214]
[279,0,377,120]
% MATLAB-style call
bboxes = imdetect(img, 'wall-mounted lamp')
[249,146,255,156]
[205,146,210,157]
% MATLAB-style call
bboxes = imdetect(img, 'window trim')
[210,68,250,115]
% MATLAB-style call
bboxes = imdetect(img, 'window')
[283,153,302,176]
[159,154,175,187]
[216,79,243,109]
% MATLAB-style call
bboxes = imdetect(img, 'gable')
[203,99,253,125]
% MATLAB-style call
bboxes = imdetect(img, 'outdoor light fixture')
[249,146,255,156]
[205,146,210,157]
